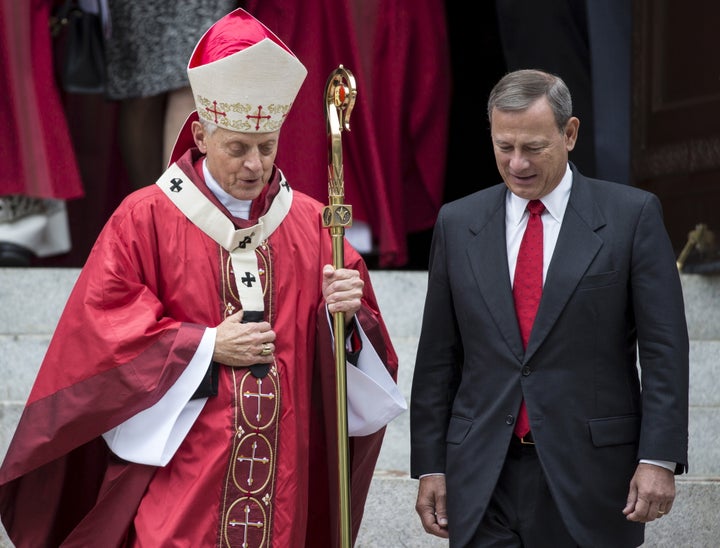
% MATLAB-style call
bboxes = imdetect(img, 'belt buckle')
[519,433,535,445]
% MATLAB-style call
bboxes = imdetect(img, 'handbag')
[50,0,106,94]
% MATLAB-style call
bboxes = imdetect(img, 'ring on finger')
[260,343,272,357]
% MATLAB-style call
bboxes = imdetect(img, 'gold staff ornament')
[322,64,357,548]
[324,65,357,234]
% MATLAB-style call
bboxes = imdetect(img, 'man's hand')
[623,463,676,522]
[416,475,449,539]
[322,265,363,323]
[213,310,275,367]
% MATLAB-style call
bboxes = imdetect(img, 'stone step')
[357,475,720,547]
[0,268,718,547]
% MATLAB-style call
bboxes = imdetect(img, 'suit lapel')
[467,187,526,362]
[524,170,606,360]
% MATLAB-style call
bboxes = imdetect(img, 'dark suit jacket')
[410,166,689,548]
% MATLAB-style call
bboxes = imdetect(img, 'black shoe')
[0,242,35,267]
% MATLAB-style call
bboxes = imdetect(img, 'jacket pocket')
[587,414,640,447]
[577,270,618,290]
[446,416,473,444]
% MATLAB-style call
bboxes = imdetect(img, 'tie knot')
[527,200,545,216]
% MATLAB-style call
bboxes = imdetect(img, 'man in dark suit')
[410,69,689,547]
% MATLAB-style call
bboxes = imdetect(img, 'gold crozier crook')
[322,64,356,548]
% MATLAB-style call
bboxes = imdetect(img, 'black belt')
[509,432,536,457]
[510,431,535,447]
[518,431,534,445]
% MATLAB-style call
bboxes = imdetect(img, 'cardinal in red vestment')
[0,8,404,547]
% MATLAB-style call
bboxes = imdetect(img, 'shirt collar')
[202,158,252,219]
[507,163,573,226]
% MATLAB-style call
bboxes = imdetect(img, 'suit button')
[522,366,531,376]
[505,415,514,425]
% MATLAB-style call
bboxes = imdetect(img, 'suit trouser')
[467,436,579,548]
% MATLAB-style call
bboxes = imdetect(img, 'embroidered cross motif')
[169,178,183,193]
[206,101,226,123]
[237,439,270,486]
[237,235,253,249]
[233,433,273,493]
[241,272,256,288]
[243,378,276,421]
[246,105,271,130]
[281,180,290,192]
[228,504,264,547]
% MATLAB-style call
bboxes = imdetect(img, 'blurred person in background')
[105,1,237,188]
[0,0,84,266]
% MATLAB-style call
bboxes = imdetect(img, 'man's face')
[193,122,279,201]
[490,98,579,201]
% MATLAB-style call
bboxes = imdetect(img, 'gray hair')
[487,69,573,131]
[201,119,218,136]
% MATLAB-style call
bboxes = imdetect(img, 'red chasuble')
[0,149,398,547]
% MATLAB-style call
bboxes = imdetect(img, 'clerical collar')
[202,158,252,219]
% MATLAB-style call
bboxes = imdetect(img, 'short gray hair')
[487,69,573,131]
[201,119,218,136]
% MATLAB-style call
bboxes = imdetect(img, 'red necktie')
[513,199,545,438]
